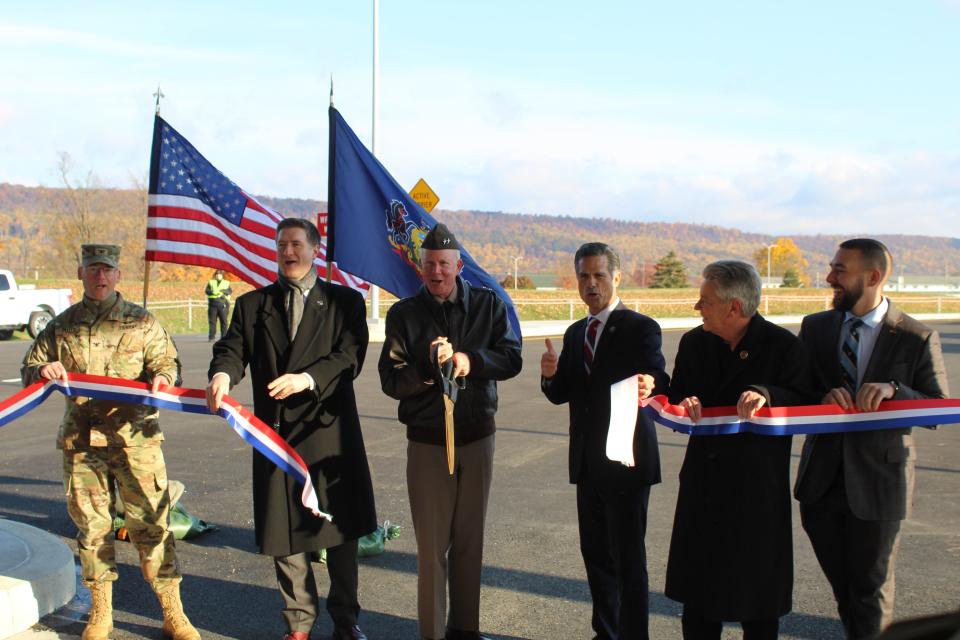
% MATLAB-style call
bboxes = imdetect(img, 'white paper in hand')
[606,374,639,467]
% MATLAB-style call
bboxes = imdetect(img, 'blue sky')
[1,1,958,235]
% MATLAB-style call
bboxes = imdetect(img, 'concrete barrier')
[0,519,75,639]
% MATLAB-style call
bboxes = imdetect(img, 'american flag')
[146,115,368,294]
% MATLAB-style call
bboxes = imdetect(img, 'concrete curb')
[0,519,76,639]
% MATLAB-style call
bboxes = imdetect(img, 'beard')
[832,280,864,312]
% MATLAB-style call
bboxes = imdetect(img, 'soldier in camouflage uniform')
[21,244,201,640]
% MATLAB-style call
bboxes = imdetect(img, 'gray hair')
[702,260,762,317]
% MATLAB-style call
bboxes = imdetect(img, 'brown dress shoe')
[331,624,367,640]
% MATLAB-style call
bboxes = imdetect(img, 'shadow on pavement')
[0,474,61,486]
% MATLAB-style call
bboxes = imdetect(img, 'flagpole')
[144,86,164,308]
[326,80,334,286]
[369,0,381,322]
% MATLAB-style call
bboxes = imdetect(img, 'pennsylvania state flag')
[327,106,521,339]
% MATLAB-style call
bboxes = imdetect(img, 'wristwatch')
[889,379,900,395]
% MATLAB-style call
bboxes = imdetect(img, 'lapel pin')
[739,350,749,360]
[609,326,616,334]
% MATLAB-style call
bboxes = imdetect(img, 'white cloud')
[0,24,244,62]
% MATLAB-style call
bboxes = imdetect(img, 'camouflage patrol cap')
[81,244,121,268]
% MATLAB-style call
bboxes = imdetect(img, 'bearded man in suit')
[795,238,949,639]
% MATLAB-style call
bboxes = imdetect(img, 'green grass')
[8,284,959,333]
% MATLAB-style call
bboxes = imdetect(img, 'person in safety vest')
[205,269,232,341]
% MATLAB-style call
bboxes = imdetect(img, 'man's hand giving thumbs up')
[541,337,559,378]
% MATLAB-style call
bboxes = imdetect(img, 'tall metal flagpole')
[327,79,334,285]
[369,0,381,322]
[144,85,164,308]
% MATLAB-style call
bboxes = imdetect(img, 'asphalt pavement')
[1,321,958,639]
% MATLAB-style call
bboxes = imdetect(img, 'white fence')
[149,295,960,327]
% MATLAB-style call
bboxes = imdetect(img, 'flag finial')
[329,76,335,107]
[153,85,165,115]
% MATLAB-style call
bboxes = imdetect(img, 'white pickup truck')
[0,270,73,340]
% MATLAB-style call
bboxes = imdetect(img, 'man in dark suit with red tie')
[795,238,949,639]
[540,242,668,640]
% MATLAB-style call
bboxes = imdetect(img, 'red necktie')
[584,317,601,374]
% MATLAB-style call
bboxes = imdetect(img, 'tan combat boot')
[156,583,201,640]
[82,581,113,640]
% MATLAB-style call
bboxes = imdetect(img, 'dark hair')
[276,218,321,247]
[839,238,892,277]
[574,242,621,274]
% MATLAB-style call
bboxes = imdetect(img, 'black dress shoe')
[332,624,367,640]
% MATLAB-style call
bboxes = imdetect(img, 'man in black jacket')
[379,223,522,640]
[540,242,667,640]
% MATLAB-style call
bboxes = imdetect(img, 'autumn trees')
[753,238,810,287]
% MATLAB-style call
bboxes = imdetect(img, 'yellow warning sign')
[409,178,439,213]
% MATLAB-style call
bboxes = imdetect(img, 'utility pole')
[512,256,523,291]
[766,244,776,288]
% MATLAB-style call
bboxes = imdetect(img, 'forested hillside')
[2,183,957,284]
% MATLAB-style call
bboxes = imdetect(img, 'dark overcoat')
[209,280,377,556]
[664,314,815,621]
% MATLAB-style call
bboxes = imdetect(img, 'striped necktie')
[584,317,601,374]
[840,318,864,392]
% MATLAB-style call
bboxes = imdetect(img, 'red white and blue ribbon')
[643,394,960,436]
[0,373,331,521]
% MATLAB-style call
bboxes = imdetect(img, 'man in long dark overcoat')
[664,260,815,640]
[206,218,376,640]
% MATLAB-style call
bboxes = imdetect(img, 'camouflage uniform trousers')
[63,445,181,590]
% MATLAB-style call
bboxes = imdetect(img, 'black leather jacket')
[378,277,522,445]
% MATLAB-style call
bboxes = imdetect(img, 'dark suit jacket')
[664,314,815,621]
[794,301,949,521]
[541,304,668,489]
[209,280,377,556]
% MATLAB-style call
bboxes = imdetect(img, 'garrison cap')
[81,244,121,268]
[421,223,460,251]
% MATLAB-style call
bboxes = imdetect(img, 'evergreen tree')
[650,251,689,288]
[781,267,802,288]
